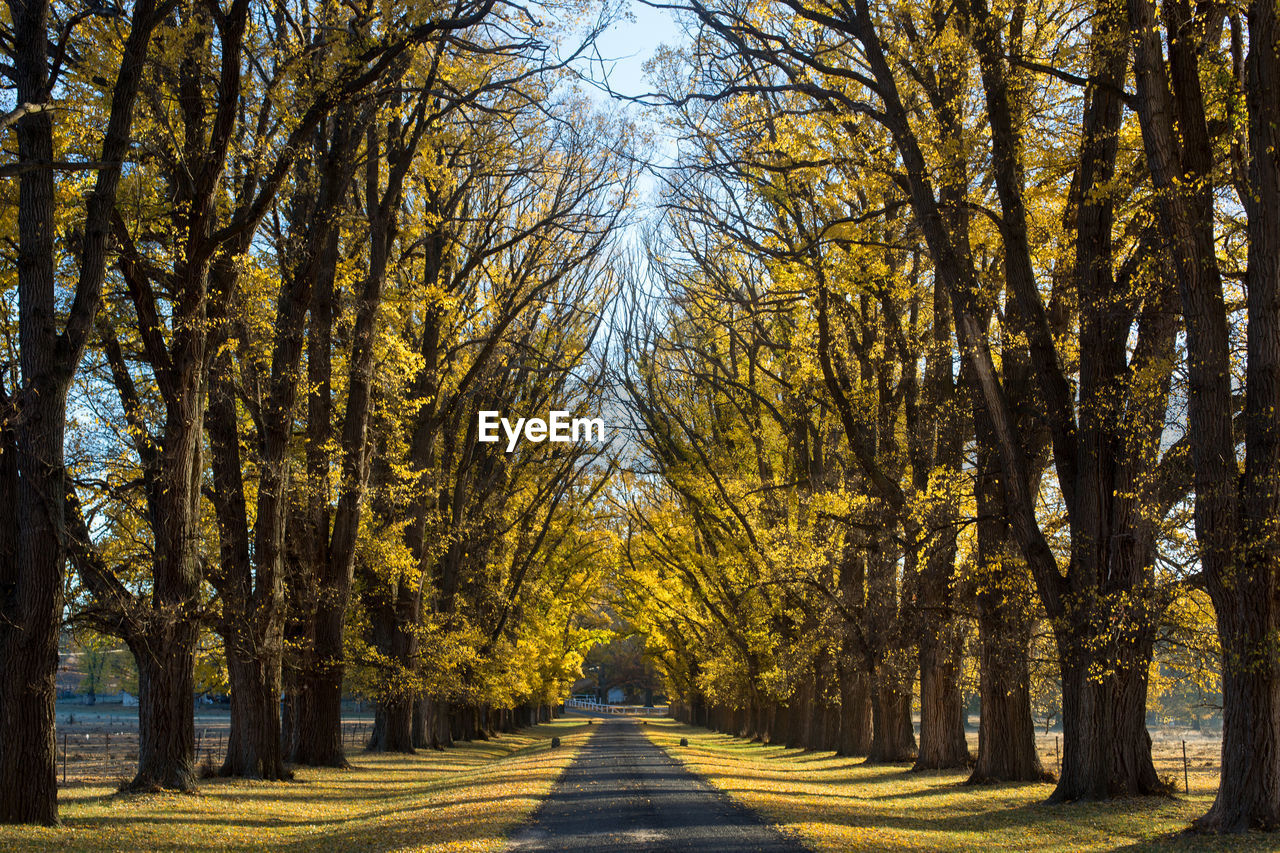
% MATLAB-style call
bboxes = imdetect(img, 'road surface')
[507,718,807,852]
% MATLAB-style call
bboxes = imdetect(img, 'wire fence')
[55,709,376,787]
[53,704,1224,798]
[1032,730,1221,795]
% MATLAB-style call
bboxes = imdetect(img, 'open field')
[50,702,378,786]
[0,717,591,852]
[640,719,1277,852]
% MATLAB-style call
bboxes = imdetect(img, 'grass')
[640,718,1280,852]
[0,717,590,852]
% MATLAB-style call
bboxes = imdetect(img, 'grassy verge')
[0,717,589,852]
[640,718,1275,852]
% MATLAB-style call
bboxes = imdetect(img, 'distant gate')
[565,698,668,716]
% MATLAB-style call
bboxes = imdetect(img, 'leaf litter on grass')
[0,719,590,853]
[641,719,1279,852]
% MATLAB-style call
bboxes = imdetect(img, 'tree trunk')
[787,680,809,748]
[437,701,455,748]
[969,438,1044,783]
[0,426,60,821]
[804,696,821,750]
[222,645,289,779]
[291,666,346,766]
[915,626,970,770]
[869,663,916,763]
[1189,0,1280,830]
[369,693,415,753]
[763,702,782,744]
[1195,606,1280,830]
[836,660,873,756]
[969,593,1042,783]
[1050,623,1164,800]
[0,0,161,819]
[129,626,197,790]
[289,594,348,766]
[412,697,432,749]
[0,394,61,825]
[0,0,63,820]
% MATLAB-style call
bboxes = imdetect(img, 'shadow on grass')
[646,722,1269,852]
[1107,827,1280,852]
[0,721,591,852]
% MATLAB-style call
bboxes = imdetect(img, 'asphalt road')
[506,718,808,852]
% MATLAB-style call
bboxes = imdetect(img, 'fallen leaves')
[641,720,1272,852]
[0,720,590,853]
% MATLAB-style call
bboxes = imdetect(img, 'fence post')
[1182,740,1189,794]
[62,733,67,786]
[1055,736,1060,775]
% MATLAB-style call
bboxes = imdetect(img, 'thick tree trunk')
[836,545,873,757]
[969,441,1044,784]
[1191,0,1280,830]
[437,701,455,748]
[370,694,415,753]
[0,0,63,819]
[1194,599,1280,830]
[0,397,62,825]
[291,666,346,767]
[222,646,289,779]
[129,626,198,791]
[0,0,159,820]
[1050,625,1164,801]
[911,492,968,770]
[806,686,827,751]
[0,430,60,822]
[869,663,916,763]
[969,600,1042,783]
[412,697,431,749]
[787,680,809,748]
[915,627,970,770]
[836,661,873,756]
[763,702,783,744]
[289,597,348,766]
[823,699,840,753]
[284,105,377,770]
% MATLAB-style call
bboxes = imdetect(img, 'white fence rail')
[566,698,668,716]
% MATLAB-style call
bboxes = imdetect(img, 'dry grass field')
[641,718,1279,852]
[5,712,1270,852]
[0,717,591,852]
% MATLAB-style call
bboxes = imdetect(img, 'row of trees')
[614,0,1274,833]
[0,0,632,824]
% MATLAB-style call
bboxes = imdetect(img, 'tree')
[1125,0,1280,829]
[0,0,172,822]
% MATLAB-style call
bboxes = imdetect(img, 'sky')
[586,2,684,100]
